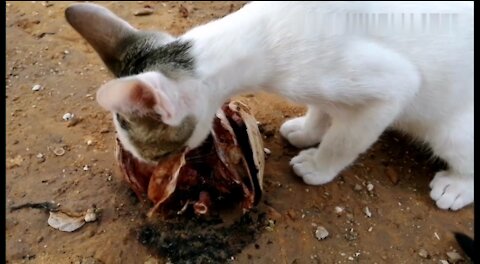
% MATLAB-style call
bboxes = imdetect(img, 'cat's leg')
[280,105,331,148]
[288,39,419,185]
[428,110,473,210]
[291,101,400,185]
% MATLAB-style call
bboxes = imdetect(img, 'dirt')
[6,1,474,264]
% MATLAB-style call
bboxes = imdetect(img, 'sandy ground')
[6,1,474,264]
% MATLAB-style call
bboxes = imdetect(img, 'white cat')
[66,1,473,211]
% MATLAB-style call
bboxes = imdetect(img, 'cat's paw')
[280,117,320,148]
[429,171,474,211]
[290,148,336,185]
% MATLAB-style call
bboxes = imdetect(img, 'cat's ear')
[65,3,137,71]
[97,72,187,126]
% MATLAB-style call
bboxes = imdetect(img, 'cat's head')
[65,3,210,163]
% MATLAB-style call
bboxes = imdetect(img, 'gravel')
[315,226,329,240]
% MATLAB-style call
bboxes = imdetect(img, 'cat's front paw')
[429,171,474,211]
[280,117,320,148]
[290,148,336,185]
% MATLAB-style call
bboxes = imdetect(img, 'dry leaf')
[48,211,85,232]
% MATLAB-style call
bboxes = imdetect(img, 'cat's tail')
[454,232,475,263]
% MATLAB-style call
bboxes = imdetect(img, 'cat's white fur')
[98,2,474,210]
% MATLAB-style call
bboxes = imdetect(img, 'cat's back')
[255,1,473,44]
[256,1,472,89]
[253,1,472,59]
[251,1,472,120]
[251,1,473,19]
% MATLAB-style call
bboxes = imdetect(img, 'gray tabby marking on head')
[65,3,195,80]
[116,113,196,161]
[65,3,198,162]
[119,34,194,79]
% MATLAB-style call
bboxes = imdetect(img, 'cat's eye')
[116,113,130,130]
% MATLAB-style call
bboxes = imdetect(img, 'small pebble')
[368,226,373,232]
[363,206,372,217]
[334,206,344,215]
[86,140,93,146]
[84,208,97,222]
[418,249,428,258]
[367,183,374,192]
[53,147,65,156]
[36,153,46,163]
[315,226,329,240]
[439,260,449,264]
[32,84,42,91]
[264,148,271,155]
[446,251,463,263]
[354,184,362,191]
[265,220,275,232]
[107,176,112,182]
[63,113,74,121]
[134,8,154,16]
[83,165,89,171]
